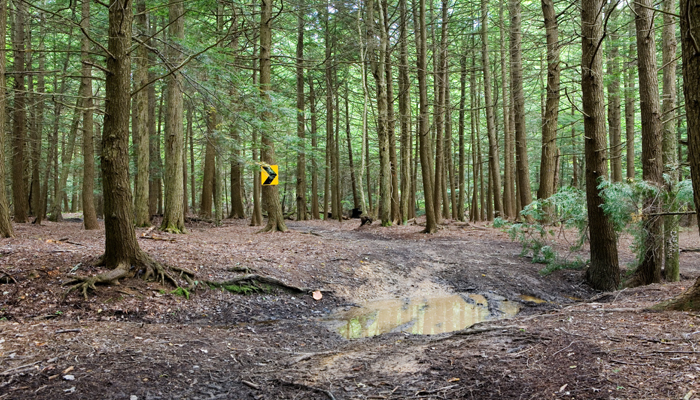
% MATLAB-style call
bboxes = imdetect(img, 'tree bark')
[201,106,216,219]
[629,0,664,287]
[345,87,359,211]
[625,18,636,181]
[501,0,515,219]
[536,0,560,214]
[398,0,411,224]
[81,0,98,230]
[481,0,503,219]
[606,8,622,183]
[654,0,700,310]
[581,0,620,291]
[415,0,437,232]
[662,0,679,282]
[309,77,320,219]
[457,52,467,221]
[295,9,307,221]
[12,0,28,222]
[160,0,186,233]
[510,0,532,214]
[0,0,12,236]
[259,0,287,232]
[133,0,150,227]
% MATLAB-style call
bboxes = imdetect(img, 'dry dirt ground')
[1,217,700,399]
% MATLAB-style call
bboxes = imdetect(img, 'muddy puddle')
[326,294,520,339]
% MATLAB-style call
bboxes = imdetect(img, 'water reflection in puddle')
[328,294,520,339]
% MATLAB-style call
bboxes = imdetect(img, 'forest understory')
[1,217,699,399]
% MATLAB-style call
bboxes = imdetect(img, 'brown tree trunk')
[250,40,263,226]
[36,14,48,223]
[148,39,159,218]
[259,0,286,232]
[536,0,560,213]
[607,14,622,183]
[160,0,186,233]
[662,0,679,282]
[201,106,216,219]
[295,9,307,221]
[415,0,437,232]
[0,0,12,236]
[457,52,467,221]
[100,0,153,269]
[510,0,532,213]
[133,0,150,227]
[629,0,664,287]
[386,50,400,223]
[345,88,359,211]
[81,0,98,230]
[501,0,515,219]
[653,0,700,310]
[625,18,636,181]
[310,78,320,219]
[398,0,411,224]
[481,0,503,219]
[581,0,620,291]
[12,0,28,222]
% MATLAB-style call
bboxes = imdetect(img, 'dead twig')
[241,380,260,390]
[54,329,82,334]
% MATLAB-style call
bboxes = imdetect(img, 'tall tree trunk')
[432,0,447,224]
[100,0,155,270]
[625,18,636,181]
[259,0,286,232]
[398,0,411,224]
[346,87,359,211]
[357,8,369,216]
[212,109,223,226]
[607,10,622,183]
[12,0,28,222]
[653,0,700,310]
[250,40,263,226]
[536,0,560,214]
[582,0,620,291]
[629,0,664,286]
[133,0,150,227]
[310,78,320,219]
[28,28,40,222]
[201,106,216,219]
[0,0,12,236]
[481,0,503,218]
[415,0,437,232]
[368,0,392,226]
[501,0,515,219]
[662,0,679,282]
[81,0,98,230]
[445,79,457,220]
[324,17,333,221]
[510,0,532,213]
[386,51,400,223]
[184,101,192,215]
[295,9,307,221]
[160,0,186,233]
[457,51,467,221]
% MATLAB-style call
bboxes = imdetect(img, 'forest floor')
[1,216,700,399]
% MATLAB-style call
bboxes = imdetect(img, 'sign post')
[261,165,279,186]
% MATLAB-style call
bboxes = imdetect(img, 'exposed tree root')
[651,276,700,311]
[0,269,17,284]
[64,254,196,300]
[204,274,317,294]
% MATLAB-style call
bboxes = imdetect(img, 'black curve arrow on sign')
[262,166,277,185]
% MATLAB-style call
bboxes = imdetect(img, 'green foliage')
[493,217,510,228]
[170,287,190,300]
[539,257,587,276]
[222,284,260,295]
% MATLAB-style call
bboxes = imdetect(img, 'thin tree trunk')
[582,0,620,291]
[160,0,186,233]
[201,106,216,219]
[259,0,286,232]
[184,101,191,215]
[296,8,307,221]
[415,0,437,232]
[12,0,28,222]
[357,7,369,216]
[133,0,150,227]
[501,0,515,219]
[510,0,532,213]
[398,0,410,224]
[481,0,503,218]
[0,0,12,236]
[537,0,560,216]
[629,0,664,286]
[457,51,467,221]
[81,0,98,229]
[625,18,636,181]
[310,77,320,219]
[607,9,622,183]
[346,86,359,211]
[662,0,679,281]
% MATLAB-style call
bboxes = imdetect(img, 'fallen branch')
[55,329,82,334]
[139,235,176,242]
[241,380,260,390]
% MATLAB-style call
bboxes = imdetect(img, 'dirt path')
[1,219,700,399]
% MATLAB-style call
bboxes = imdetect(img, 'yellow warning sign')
[261,165,279,186]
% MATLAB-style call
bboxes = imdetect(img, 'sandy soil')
[1,217,699,399]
